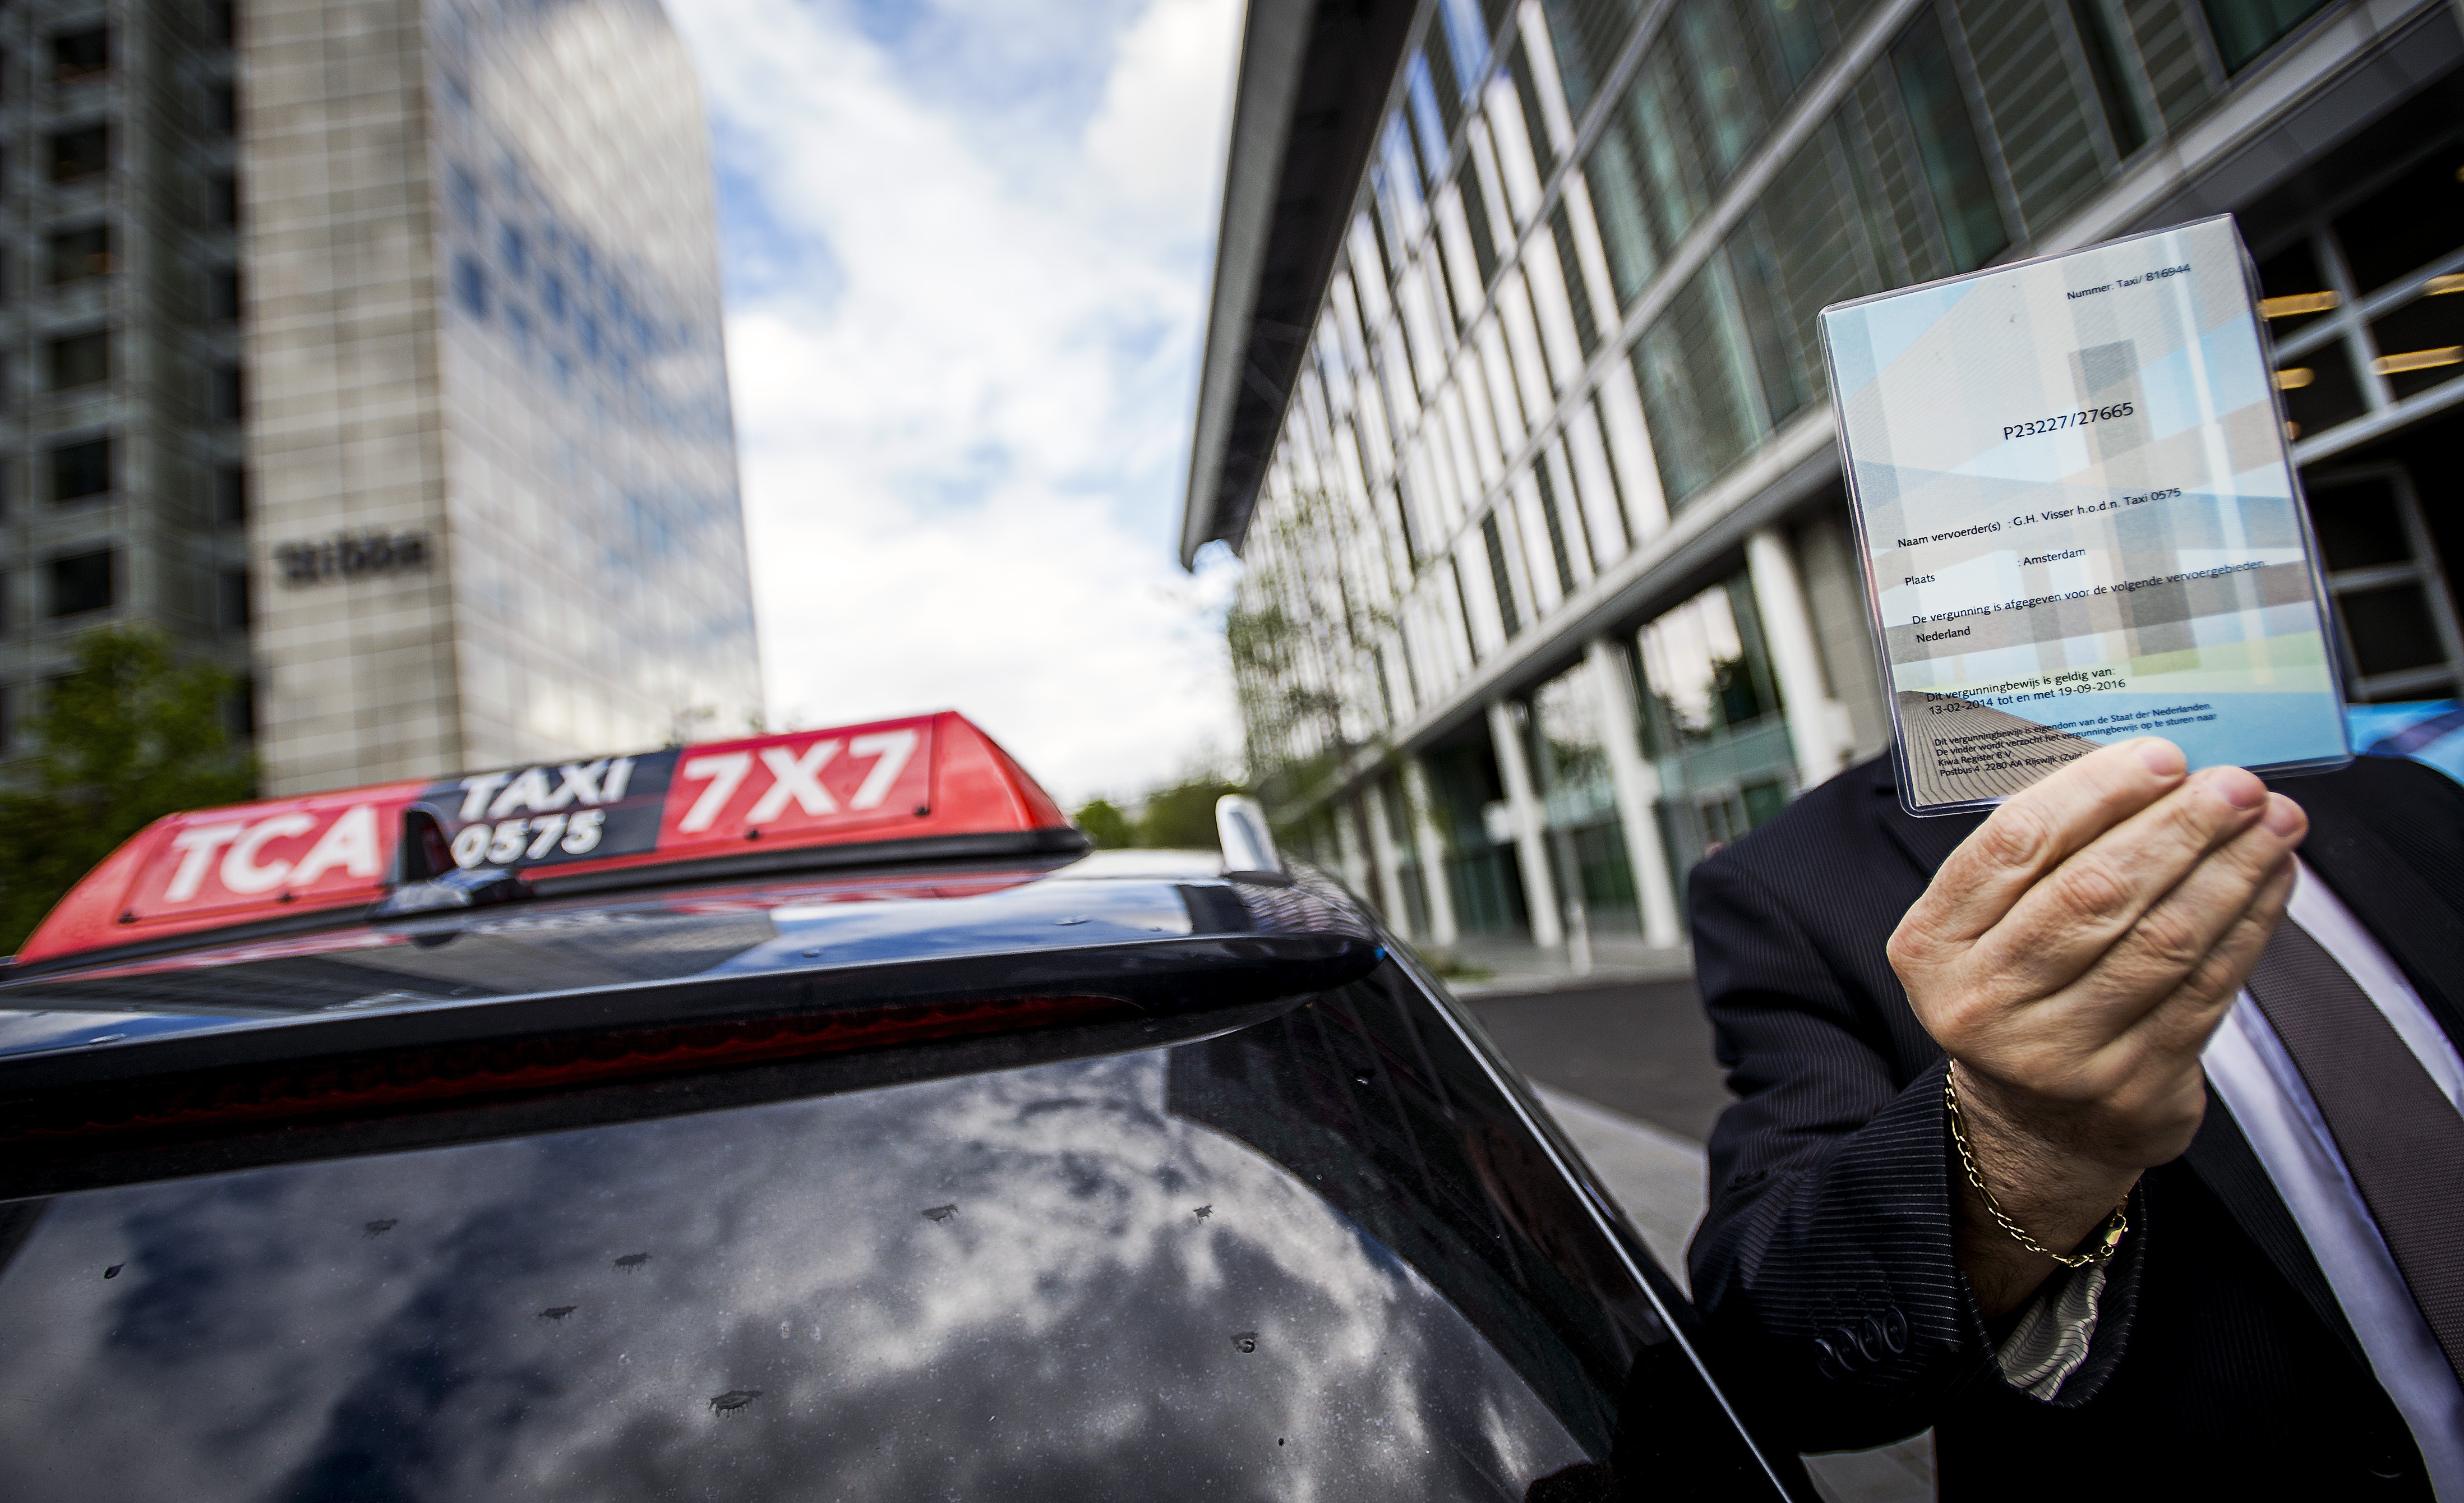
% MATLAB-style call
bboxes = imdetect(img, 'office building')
[0,0,760,795]
[0,0,251,756]
[1187,0,2462,951]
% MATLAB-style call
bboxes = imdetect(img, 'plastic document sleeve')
[1817,215,2350,818]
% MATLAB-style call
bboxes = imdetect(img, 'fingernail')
[2133,739,2184,777]
[2264,794,2305,837]
[2207,767,2265,809]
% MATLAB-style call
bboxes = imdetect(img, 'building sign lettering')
[275,531,431,586]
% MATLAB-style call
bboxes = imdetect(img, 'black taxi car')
[0,712,1806,1500]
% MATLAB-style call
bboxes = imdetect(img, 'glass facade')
[1216,0,2464,948]
[0,0,250,753]
[1631,573,1794,893]
[244,0,758,794]
[427,0,758,767]
[2248,99,2464,702]
[0,0,754,793]
[1529,658,1637,931]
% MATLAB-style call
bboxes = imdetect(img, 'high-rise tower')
[243,0,759,792]
[0,0,252,757]
[0,0,761,796]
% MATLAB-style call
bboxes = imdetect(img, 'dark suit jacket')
[1685,750,2464,1500]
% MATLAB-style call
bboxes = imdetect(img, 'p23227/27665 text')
[2004,402,2134,441]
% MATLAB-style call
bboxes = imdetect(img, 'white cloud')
[667,0,1246,805]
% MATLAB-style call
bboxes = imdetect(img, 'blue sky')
[667,0,1244,804]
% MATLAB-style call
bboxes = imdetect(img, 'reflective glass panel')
[1889,12,2010,273]
[1632,571,1796,884]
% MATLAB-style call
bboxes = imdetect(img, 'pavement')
[1440,933,1696,998]
[1464,978,1734,1142]
[1465,961,1936,1503]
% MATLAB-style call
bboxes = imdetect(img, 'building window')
[1724,121,1877,429]
[1889,12,2009,274]
[46,225,112,284]
[207,173,238,227]
[206,82,237,134]
[2334,147,2464,299]
[50,28,109,82]
[48,125,110,183]
[2306,467,2462,699]
[1540,0,1640,115]
[1617,50,1715,273]
[46,329,110,390]
[1633,264,1762,506]
[1533,461,1579,593]
[453,254,488,318]
[48,437,110,502]
[1529,660,1637,930]
[1483,513,1522,638]
[2202,0,2331,73]
[218,568,250,631]
[1672,0,1772,181]
[208,267,241,321]
[210,365,243,422]
[2068,0,2150,158]
[49,549,116,617]
[1632,569,1793,892]
[2254,131,2464,447]
[1548,204,1598,354]
[214,464,246,524]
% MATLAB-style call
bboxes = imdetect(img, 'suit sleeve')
[1682,847,2144,1450]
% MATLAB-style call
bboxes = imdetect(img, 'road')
[1462,979,1734,1141]
[1466,978,1937,1503]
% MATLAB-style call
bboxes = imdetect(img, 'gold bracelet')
[1942,1066,2130,1269]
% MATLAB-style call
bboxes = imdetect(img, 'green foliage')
[1072,797,1134,849]
[1073,777,1251,852]
[1132,776,1246,851]
[0,628,255,952]
[1222,485,1402,818]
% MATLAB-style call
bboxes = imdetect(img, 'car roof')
[0,847,1255,1062]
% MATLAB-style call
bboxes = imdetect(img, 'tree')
[0,628,255,951]
[1073,797,1134,849]
[1133,775,1247,850]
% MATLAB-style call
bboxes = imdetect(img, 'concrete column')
[1747,525,1851,794]
[1402,757,1461,948]
[1363,773,1411,938]
[1332,795,1374,904]
[1487,698,1564,948]
[1586,636,1684,948]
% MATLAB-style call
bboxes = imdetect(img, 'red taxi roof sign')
[19,711,1076,966]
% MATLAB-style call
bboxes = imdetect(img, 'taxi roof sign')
[18,712,1079,967]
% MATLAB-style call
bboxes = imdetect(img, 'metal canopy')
[1179,0,1417,569]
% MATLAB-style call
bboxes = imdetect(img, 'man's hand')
[1886,738,2306,1316]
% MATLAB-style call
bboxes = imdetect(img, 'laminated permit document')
[1819,215,2350,816]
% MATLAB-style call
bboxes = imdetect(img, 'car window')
[0,966,1779,1500]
